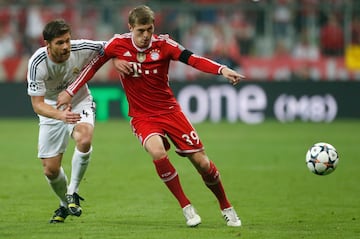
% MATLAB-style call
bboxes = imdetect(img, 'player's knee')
[145,140,168,160]
[44,167,60,180]
[74,130,92,152]
[198,158,210,172]
[76,136,92,150]
[150,149,167,160]
[189,152,210,172]
[73,124,93,145]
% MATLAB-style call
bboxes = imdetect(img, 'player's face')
[46,32,71,63]
[129,23,154,48]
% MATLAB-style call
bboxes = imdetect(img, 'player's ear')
[151,24,155,33]
[44,40,50,47]
[128,23,133,32]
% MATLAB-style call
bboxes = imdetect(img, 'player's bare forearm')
[31,96,80,124]
[220,67,245,85]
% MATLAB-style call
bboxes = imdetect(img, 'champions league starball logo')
[29,82,39,92]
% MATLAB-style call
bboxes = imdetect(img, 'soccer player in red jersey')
[58,5,244,227]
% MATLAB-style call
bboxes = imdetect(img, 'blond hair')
[128,5,155,27]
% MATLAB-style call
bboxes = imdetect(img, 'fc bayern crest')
[150,50,160,60]
[137,52,146,63]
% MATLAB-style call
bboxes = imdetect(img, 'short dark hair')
[42,19,71,42]
[128,5,155,27]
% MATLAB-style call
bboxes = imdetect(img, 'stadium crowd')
[0,0,359,81]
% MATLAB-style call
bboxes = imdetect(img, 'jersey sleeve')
[27,50,47,97]
[66,43,112,96]
[161,34,226,75]
[187,54,226,75]
[27,66,47,96]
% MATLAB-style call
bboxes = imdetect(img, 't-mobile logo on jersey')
[130,62,158,77]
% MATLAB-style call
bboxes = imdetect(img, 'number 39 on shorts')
[182,131,200,145]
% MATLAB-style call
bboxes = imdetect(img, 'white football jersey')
[27,39,105,108]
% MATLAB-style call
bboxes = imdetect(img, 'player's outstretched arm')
[182,51,245,85]
[58,48,112,108]
[220,67,245,86]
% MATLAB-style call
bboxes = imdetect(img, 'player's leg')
[144,135,201,227]
[145,135,191,207]
[188,152,241,227]
[38,123,70,223]
[42,155,68,206]
[163,111,241,227]
[66,102,95,216]
[68,122,93,195]
[42,156,69,223]
[188,152,231,209]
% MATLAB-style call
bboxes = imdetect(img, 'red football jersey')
[106,33,183,117]
[68,33,225,117]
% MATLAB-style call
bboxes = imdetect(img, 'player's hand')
[57,90,72,109]
[112,58,132,75]
[60,105,81,124]
[221,67,245,86]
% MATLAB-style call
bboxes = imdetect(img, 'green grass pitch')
[0,118,359,239]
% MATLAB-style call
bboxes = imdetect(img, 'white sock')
[67,146,92,194]
[46,167,68,207]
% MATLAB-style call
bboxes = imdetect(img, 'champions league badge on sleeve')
[29,81,39,92]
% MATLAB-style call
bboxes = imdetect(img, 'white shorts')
[37,99,95,158]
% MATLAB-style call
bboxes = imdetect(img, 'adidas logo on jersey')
[123,51,132,57]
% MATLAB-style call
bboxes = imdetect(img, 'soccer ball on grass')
[305,142,339,175]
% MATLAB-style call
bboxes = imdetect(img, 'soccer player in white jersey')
[27,19,105,223]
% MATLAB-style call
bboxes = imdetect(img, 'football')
[305,142,339,175]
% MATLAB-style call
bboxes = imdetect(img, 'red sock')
[153,156,191,208]
[201,161,231,210]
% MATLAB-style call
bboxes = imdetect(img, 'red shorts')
[130,111,204,156]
